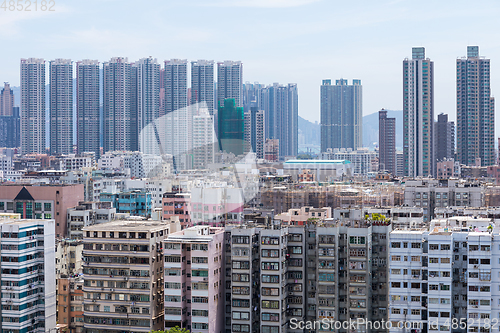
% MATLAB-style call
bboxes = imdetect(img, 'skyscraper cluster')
[17,57,297,162]
[242,82,299,158]
[319,45,494,177]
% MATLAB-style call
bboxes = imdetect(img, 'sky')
[1,0,500,134]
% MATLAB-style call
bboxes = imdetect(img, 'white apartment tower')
[20,58,46,155]
[164,59,188,114]
[389,219,500,333]
[193,107,216,169]
[244,108,265,159]
[76,59,100,158]
[102,57,136,153]
[50,58,73,155]
[217,61,243,108]
[403,47,435,177]
[191,60,215,113]
[136,57,161,155]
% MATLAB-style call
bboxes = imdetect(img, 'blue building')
[100,190,152,217]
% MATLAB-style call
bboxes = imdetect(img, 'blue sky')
[1,0,500,133]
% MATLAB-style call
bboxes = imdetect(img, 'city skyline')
[1,1,499,136]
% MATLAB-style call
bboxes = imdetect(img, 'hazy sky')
[1,0,500,133]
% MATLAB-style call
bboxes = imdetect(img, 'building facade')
[50,58,73,155]
[0,82,14,116]
[163,226,225,332]
[76,60,100,158]
[435,113,455,162]
[218,98,244,156]
[164,59,188,114]
[20,58,46,155]
[191,60,215,113]
[379,109,396,175]
[82,220,171,332]
[0,184,84,238]
[244,107,265,159]
[0,219,57,333]
[261,83,298,158]
[136,57,161,155]
[403,47,435,177]
[103,57,136,153]
[217,61,243,108]
[456,46,495,167]
[0,106,20,148]
[320,79,362,153]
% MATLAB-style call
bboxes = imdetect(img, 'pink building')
[437,159,455,179]
[164,226,225,333]
[162,192,191,229]
[487,166,500,184]
[0,184,84,238]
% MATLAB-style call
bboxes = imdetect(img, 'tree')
[152,327,190,333]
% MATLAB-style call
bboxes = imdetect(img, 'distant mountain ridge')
[298,110,403,150]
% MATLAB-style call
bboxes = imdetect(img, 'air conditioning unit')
[6,300,12,304]
[474,265,478,269]
[203,277,208,281]
[124,277,128,281]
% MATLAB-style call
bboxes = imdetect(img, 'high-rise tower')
[403,47,434,177]
[136,57,160,155]
[320,79,362,153]
[191,60,215,113]
[0,82,14,116]
[49,59,73,155]
[435,113,455,162]
[217,61,243,108]
[102,57,136,153]
[379,109,396,175]
[76,59,100,158]
[261,83,298,158]
[164,59,188,114]
[20,58,46,155]
[456,46,494,166]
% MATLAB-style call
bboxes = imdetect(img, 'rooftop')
[82,220,170,232]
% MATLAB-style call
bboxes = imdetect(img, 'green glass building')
[218,98,244,156]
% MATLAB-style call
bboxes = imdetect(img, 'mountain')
[298,110,403,150]
[298,116,320,147]
[362,110,403,150]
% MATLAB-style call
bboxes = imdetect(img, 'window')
[232,274,249,282]
[262,313,280,322]
[261,237,279,245]
[232,299,250,307]
[262,275,279,283]
[261,262,279,270]
[262,300,279,309]
[232,312,250,320]
[349,236,365,245]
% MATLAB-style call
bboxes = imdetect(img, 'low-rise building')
[100,190,152,218]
